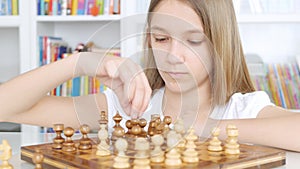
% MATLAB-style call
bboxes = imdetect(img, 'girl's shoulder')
[210,91,274,120]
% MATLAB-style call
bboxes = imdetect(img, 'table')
[0,132,299,169]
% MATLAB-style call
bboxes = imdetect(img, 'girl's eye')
[188,40,202,45]
[155,37,169,42]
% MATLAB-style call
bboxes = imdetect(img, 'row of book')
[39,35,120,96]
[233,0,300,14]
[0,0,18,15]
[251,63,300,109]
[37,0,120,16]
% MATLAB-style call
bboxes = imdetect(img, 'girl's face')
[150,0,212,93]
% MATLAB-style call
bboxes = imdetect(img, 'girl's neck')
[162,83,212,125]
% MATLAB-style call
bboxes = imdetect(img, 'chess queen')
[0,0,300,152]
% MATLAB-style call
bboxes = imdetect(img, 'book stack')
[0,0,18,15]
[251,63,300,109]
[37,0,120,16]
[39,36,120,96]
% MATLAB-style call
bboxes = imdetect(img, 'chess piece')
[96,123,111,156]
[131,119,142,137]
[62,127,76,152]
[150,134,165,163]
[32,149,44,169]
[208,127,223,152]
[225,124,240,155]
[138,118,147,137]
[0,140,13,169]
[99,111,108,126]
[182,128,199,163]
[147,121,156,136]
[165,131,182,166]
[78,124,92,150]
[133,138,151,169]
[125,120,133,137]
[174,119,186,149]
[163,116,172,138]
[112,112,125,141]
[52,124,65,149]
[113,138,130,169]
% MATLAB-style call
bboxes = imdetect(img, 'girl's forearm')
[0,53,79,120]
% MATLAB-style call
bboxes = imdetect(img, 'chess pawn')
[147,121,156,136]
[131,119,142,138]
[225,124,240,155]
[163,116,172,138]
[97,124,111,156]
[78,124,92,150]
[182,128,199,163]
[113,138,130,169]
[208,127,223,152]
[165,131,182,166]
[52,124,65,149]
[174,119,186,149]
[32,149,44,169]
[125,120,133,137]
[138,118,147,137]
[62,127,76,152]
[150,134,165,163]
[133,138,151,169]
[0,140,13,169]
[112,112,125,141]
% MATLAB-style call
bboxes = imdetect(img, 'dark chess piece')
[163,116,172,137]
[125,120,133,137]
[52,124,65,149]
[139,118,148,137]
[131,119,142,137]
[148,121,157,136]
[112,112,125,141]
[62,127,76,152]
[78,124,92,150]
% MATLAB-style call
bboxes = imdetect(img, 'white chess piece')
[165,131,182,166]
[113,138,130,169]
[182,128,199,163]
[96,124,111,156]
[0,139,13,169]
[150,134,165,163]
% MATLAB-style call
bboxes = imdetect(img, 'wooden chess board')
[21,137,286,169]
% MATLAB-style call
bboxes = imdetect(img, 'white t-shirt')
[104,88,274,132]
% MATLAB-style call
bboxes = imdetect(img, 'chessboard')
[20,112,286,169]
[21,138,286,169]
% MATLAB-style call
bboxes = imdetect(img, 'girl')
[0,0,299,152]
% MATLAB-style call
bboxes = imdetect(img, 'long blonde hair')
[144,0,255,105]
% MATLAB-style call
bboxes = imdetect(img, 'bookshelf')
[19,0,151,133]
[235,0,300,112]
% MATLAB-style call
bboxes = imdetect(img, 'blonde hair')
[144,0,255,105]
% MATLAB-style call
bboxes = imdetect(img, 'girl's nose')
[167,39,185,64]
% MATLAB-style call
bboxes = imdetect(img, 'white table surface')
[0,132,299,169]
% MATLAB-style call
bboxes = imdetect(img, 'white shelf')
[0,16,21,27]
[237,14,300,23]
[36,15,121,22]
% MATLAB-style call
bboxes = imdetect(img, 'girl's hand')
[97,56,152,118]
